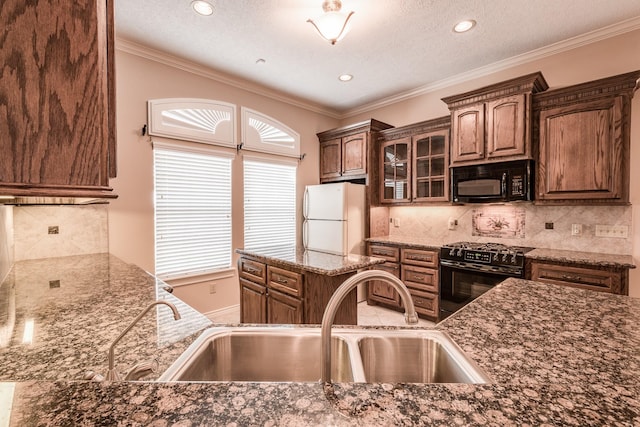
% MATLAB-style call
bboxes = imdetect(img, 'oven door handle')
[439,259,522,276]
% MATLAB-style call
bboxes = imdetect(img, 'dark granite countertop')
[527,247,636,269]
[366,235,443,250]
[0,253,212,382]
[235,246,386,275]
[2,257,640,425]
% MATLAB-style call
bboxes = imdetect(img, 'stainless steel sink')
[160,328,355,382]
[159,327,489,384]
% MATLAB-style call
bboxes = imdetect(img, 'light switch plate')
[595,225,629,238]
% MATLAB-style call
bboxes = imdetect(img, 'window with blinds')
[154,142,233,278]
[244,158,296,251]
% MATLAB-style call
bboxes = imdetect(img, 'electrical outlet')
[209,282,217,294]
[447,218,457,230]
[571,224,582,236]
[595,225,629,238]
[393,218,400,227]
[545,222,554,230]
[48,226,59,235]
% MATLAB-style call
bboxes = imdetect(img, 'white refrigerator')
[303,182,366,256]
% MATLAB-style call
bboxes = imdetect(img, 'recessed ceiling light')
[192,1,214,16]
[339,74,353,82]
[453,20,476,33]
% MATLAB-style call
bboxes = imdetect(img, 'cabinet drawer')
[401,248,438,268]
[409,289,438,319]
[268,266,303,298]
[530,262,619,293]
[238,258,266,284]
[401,264,438,293]
[368,245,400,262]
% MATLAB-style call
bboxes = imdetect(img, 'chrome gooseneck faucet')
[106,300,181,381]
[320,270,419,383]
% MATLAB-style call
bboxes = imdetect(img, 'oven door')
[439,260,520,320]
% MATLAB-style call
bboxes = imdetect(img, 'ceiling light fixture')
[307,0,355,45]
[191,1,214,16]
[338,74,353,82]
[453,20,476,33]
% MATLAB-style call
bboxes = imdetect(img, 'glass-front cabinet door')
[381,138,411,203]
[412,130,449,202]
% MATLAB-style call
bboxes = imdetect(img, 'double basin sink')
[159,326,490,384]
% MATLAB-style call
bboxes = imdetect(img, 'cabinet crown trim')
[377,116,450,142]
[317,119,393,140]
[442,72,549,109]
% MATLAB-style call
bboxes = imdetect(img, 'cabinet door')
[268,289,303,324]
[368,263,402,308]
[0,0,115,197]
[451,104,485,164]
[380,139,411,203]
[412,130,449,202]
[410,289,439,320]
[537,98,622,201]
[240,278,267,323]
[320,139,342,180]
[342,132,367,176]
[486,94,527,159]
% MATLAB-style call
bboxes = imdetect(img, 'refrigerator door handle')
[302,219,309,249]
[303,188,309,219]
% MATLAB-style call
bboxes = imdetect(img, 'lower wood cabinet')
[238,256,357,325]
[367,243,440,321]
[527,259,628,295]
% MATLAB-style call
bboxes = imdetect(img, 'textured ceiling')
[115,0,640,114]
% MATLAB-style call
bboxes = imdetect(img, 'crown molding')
[117,16,640,122]
[342,16,640,119]
[115,38,342,119]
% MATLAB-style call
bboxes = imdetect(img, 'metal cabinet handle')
[560,274,583,282]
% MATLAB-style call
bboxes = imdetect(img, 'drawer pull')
[411,275,424,281]
[407,255,428,261]
[374,249,394,256]
[244,266,261,275]
[560,274,583,282]
[275,277,289,285]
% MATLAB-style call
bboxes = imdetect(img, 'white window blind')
[154,142,233,278]
[244,158,296,250]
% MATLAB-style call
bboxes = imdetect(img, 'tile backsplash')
[388,204,632,254]
[13,205,109,261]
[0,206,14,282]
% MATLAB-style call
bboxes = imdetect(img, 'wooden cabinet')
[442,72,548,166]
[367,243,440,321]
[378,117,450,204]
[238,256,357,325]
[533,71,640,204]
[317,119,393,184]
[527,259,628,296]
[367,245,401,308]
[0,0,117,199]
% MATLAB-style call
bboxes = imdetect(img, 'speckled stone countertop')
[366,235,443,250]
[236,245,386,275]
[4,275,640,425]
[0,253,212,382]
[527,247,636,268]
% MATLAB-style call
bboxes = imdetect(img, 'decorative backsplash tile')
[472,207,526,238]
[388,204,632,255]
[13,205,108,261]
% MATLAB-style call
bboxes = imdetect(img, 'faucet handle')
[124,358,159,381]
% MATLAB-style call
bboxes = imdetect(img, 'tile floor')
[208,302,435,327]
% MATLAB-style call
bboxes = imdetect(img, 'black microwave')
[451,159,534,203]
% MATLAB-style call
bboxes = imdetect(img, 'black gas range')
[439,242,533,320]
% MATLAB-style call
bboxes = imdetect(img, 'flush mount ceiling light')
[191,0,214,16]
[453,19,476,33]
[338,74,353,82]
[307,0,355,45]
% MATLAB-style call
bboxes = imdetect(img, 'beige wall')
[109,51,339,315]
[343,29,640,297]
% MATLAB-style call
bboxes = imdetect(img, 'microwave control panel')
[511,174,524,196]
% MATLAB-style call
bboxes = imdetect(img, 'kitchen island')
[2,254,640,425]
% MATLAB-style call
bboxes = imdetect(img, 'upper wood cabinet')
[0,0,117,200]
[442,73,548,166]
[377,117,450,204]
[317,119,393,183]
[532,71,640,204]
